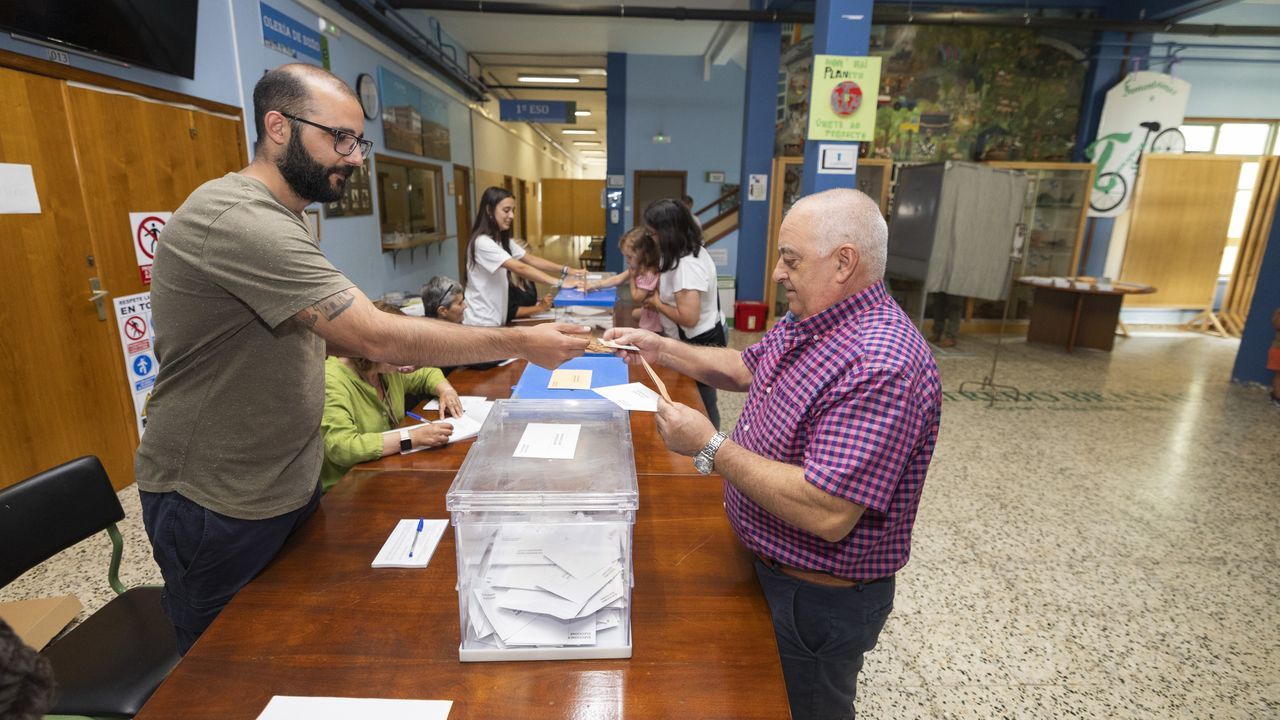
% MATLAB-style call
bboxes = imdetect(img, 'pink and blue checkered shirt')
[727,281,941,580]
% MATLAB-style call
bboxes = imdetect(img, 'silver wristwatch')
[693,432,728,475]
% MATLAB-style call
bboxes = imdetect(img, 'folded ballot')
[462,523,628,650]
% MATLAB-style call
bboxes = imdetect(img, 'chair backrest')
[0,456,125,588]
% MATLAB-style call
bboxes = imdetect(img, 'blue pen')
[408,518,424,557]
[405,410,429,423]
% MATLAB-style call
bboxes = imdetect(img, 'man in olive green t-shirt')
[135,64,588,654]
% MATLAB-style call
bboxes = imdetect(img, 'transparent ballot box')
[445,399,639,661]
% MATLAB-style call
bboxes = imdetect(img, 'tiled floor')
[5,324,1278,718]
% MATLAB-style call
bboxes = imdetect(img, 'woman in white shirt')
[643,197,726,429]
[462,186,583,327]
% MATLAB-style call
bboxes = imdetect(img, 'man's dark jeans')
[754,558,896,720]
[140,484,321,655]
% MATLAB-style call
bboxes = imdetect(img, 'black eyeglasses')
[280,112,373,157]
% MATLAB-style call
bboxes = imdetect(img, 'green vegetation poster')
[807,55,882,142]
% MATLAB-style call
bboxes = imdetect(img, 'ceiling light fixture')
[562,129,597,135]
[572,141,600,146]
[575,110,592,117]
[517,75,580,84]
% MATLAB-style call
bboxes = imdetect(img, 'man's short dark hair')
[252,67,312,152]
[252,65,358,152]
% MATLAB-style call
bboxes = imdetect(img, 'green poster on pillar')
[807,54,882,142]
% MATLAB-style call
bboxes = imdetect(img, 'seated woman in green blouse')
[320,301,464,491]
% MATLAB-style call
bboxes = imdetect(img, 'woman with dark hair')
[506,273,554,324]
[644,197,726,429]
[463,186,583,327]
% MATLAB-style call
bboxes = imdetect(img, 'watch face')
[357,74,380,121]
[693,454,712,475]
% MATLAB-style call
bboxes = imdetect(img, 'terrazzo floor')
[4,326,1278,718]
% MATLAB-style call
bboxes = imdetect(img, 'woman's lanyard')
[377,374,398,429]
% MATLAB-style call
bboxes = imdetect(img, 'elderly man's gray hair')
[785,188,887,281]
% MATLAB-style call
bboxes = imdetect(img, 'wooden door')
[0,67,246,491]
[633,170,686,226]
[1120,155,1243,308]
[453,165,472,281]
[66,85,246,309]
[0,68,139,490]
[515,178,529,241]
[571,179,605,236]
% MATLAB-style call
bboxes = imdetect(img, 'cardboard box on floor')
[0,595,82,650]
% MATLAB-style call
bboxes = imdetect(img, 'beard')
[277,130,352,203]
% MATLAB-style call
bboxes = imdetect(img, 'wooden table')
[134,471,788,719]
[1018,277,1156,352]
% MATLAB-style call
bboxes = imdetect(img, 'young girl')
[584,227,665,334]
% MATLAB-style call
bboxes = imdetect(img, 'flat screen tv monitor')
[0,1,199,79]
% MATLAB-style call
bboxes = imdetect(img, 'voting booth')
[445,399,639,661]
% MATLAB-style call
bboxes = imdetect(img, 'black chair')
[0,456,180,718]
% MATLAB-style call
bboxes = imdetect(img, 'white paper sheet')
[0,163,41,214]
[421,395,489,413]
[504,614,597,647]
[256,696,451,720]
[594,608,622,631]
[591,382,659,412]
[371,519,447,569]
[472,586,539,641]
[402,400,492,452]
[512,423,581,459]
[576,574,627,618]
[496,587,584,620]
[536,559,624,606]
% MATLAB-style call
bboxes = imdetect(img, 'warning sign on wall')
[113,291,157,437]
[129,212,171,285]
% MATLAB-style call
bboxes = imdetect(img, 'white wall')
[1157,1,1280,119]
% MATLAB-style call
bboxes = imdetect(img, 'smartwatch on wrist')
[399,428,412,454]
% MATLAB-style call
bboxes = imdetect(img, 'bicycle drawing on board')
[1085,121,1186,212]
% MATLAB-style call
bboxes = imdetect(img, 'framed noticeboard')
[322,158,374,218]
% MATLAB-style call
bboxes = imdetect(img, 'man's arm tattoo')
[314,289,355,321]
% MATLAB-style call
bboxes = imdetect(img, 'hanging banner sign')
[260,2,330,69]
[499,100,578,124]
[1085,71,1190,218]
[113,292,157,438]
[129,212,170,285]
[807,55,882,142]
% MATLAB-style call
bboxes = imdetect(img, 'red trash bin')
[734,301,767,332]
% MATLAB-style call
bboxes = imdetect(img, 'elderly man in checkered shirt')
[607,187,941,720]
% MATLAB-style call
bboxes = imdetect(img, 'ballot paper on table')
[421,395,489,413]
[512,423,581,459]
[371,519,448,568]
[256,696,452,720]
[403,400,493,452]
[591,382,659,412]
[548,369,592,389]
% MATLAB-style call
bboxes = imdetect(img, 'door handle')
[88,277,109,321]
